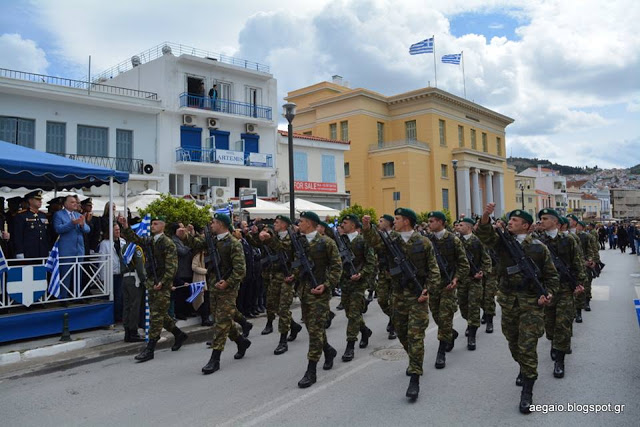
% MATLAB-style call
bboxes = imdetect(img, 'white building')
[276,131,350,210]
[519,166,568,214]
[566,179,612,219]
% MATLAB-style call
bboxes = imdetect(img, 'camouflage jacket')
[338,233,376,286]
[292,232,342,294]
[427,230,471,286]
[122,228,176,291]
[538,231,587,293]
[575,231,597,262]
[461,233,493,278]
[264,229,294,275]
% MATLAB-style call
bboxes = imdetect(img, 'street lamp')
[452,159,459,219]
[548,195,552,209]
[519,183,529,210]
[282,102,297,220]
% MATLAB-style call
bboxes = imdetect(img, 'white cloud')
[0,33,48,73]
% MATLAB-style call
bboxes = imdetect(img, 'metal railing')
[90,42,270,83]
[179,93,272,120]
[175,147,273,167]
[369,139,430,151]
[52,153,144,174]
[0,67,158,100]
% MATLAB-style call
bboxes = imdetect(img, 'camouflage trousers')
[263,271,277,322]
[481,273,498,316]
[575,277,592,309]
[544,291,575,352]
[270,271,295,335]
[210,288,241,351]
[497,291,545,380]
[458,278,483,327]
[341,280,367,341]
[148,288,176,340]
[376,271,393,318]
[393,287,429,375]
[300,287,330,362]
[428,285,458,343]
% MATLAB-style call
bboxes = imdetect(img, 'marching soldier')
[568,214,597,320]
[118,215,189,363]
[476,204,558,414]
[13,190,50,261]
[362,208,440,401]
[480,246,498,333]
[375,214,396,339]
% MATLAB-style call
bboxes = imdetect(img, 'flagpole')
[461,51,467,99]
[432,35,437,87]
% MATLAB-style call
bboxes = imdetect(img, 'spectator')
[168,222,193,320]
[81,198,101,254]
[628,223,637,255]
[634,224,640,256]
[209,84,218,110]
[98,224,125,321]
[192,248,213,326]
[617,224,628,253]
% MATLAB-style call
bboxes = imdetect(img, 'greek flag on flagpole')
[0,244,9,276]
[186,281,206,303]
[442,53,462,64]
[45,239,61,298]
[409,37,434,55]
[123,214,151,264]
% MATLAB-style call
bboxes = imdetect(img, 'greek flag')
[409,37,434,55]
[123,214,151,264]
[0,244,9,276]
[186,281,205,303]
[442,53,462,65]
[45,239,61,298]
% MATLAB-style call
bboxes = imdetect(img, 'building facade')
[285,78,516,218]
[611,188,640,220]
[514,174,538,216]
[519,166,568,214]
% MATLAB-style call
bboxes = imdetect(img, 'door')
[235,178,251,197]
[180,126,202,162]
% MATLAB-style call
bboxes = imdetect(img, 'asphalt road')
[1,249,638,426]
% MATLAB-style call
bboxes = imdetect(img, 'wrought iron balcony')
[53,153,144,174]
[175,147,272,168]
[179,93,272,120]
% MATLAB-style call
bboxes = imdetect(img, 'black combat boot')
[171,327,188,351]
[342,340,356,362]
[575,308,583,323]
[274,333,288,355]
[485,315,494,333]
[336,302,344,310]
[553,351,565,378]
[322,342,337,370]
[467,326,477,351]
[406,374,420,400]
[324,311,336,329]
[124,328,130,342]
[298,360,317,388]
[435,340,447,369]
[519,378,535,414]
[134,338,157,362]
[516,370,523,386]
[445,329,458,352]
[202,349,221,374]
[481,312,487,324]
[261,319,274,335]
[126,328,145,343]
[288,319,303,341]
[388,322,397,340]
[550,348,557,361]
[238,317,253,338]
[233,336,252,359]
[359,325,372,348]
[585,298,591,312]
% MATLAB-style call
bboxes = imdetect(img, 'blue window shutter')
[293,152,308,181]
[240,133,259,153]
[322,155,336,183]
[210,129,230,150]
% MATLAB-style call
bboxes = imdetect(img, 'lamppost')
[282,102,297,220]
[519,183,529,210]
[548,195,552,209]
[452,159,459,219]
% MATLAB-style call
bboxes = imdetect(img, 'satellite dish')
[162,45,172,55]
[131,55,141,67]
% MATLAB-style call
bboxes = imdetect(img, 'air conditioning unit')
[183,114,196,126]
[207,118,218,129]
[209,186,232,205]
[245,123,257,134]
[142,163,157,175]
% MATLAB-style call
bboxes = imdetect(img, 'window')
[77,125,108,156]
[246,86,262,118]
[383,162,395,177]
[482,132,488,152]
[340,121,348,141]
[0,116,35,148]
[405,120,417,141]
[251,180,268,197]
[217,82,232,112]
[377,122,384,146]
[344,162,350,177]
[470,129,477,149]
[169,173,184,195]
[198,176,228,187]
[496,137,502,156]
[293,151,308,181]
[303,131,312,136]
[439,119,446,146]
[516,196,522,203]
[46,121,66,153]
[116,129,133,171]
[329,123,337,140]
[442,189,449,210]
[322,155,336,183]
[458,125,464,147]
[441,164,448,178]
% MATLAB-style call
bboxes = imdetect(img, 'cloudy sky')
[1,0,638,168]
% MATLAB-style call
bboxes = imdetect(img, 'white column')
[471,168,481,216]
[457,167,472,218]
[493,172,505,216]
[485,171,494,204]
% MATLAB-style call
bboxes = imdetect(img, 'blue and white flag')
[409,37,434,55]
[442,53,462,65]
[45,238,61,298]
[0,244,9,276]
[186,281,206,303]
[123,214,151,264]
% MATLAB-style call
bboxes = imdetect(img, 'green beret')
[394,207,417,225]
[577,220,587,228]
[318,221,329,229]
[275,215,292,225]
[537,208,560,221]
[567,214,580,223]
[213,213,231,228]
[342,214,360,224]
[381,214,395,224]
[427,211,447,223]
[460,217,475,226]
[509,209,534,224]
[300,211,320,224]
[559,217,569,225]
[151,215,166,223]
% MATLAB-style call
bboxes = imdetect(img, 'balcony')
[53,153,144,174]
[369,139,430,152]
[175,148,273,168]
[179,93,272,120]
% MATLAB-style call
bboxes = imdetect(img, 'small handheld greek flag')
[0,244,9,276]
[186,281,205,303]
[409,37,434,55]
[45,238,61,298]
[442,53,462,64]
[123,214,151,264]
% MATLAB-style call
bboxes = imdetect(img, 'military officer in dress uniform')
[13,190,50,261]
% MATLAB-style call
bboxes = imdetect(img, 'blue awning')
[0,140,129,190]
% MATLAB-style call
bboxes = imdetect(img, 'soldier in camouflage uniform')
[457,217,492,350]
[290,211,342,389]
[119,215,188,363]
[425,211,470,369]
[480,245,498,333]
[476,204,558,414]
[179,213,250,374]
[568,215,597,321]
[537,209,586,379]
[375,214,396,339]
[579,220,600,313]
[362,208,440,401]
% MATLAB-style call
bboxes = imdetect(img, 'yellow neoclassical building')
[286,78,516,218]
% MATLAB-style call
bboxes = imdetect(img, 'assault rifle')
[377,229,423,297]
[142,241,159,285]
[495,226,548,297]
[287,227,319,289]
[331,228,357,277]
[464,244,481,277]
[424,232,453,285]
[204,226,223,282]
[544,240,577,290]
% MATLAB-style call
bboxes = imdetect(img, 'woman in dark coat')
[617,225,628,253]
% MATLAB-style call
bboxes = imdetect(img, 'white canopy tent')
[241,198,290,219]
[283,198,341,218]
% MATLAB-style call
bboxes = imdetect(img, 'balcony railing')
[369,139,430,151]
[0,67,158,100]
[175,147,273,168]
[53,153,144,174]
[179,93,272,120]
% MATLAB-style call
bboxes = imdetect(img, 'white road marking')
[591,285,610,301]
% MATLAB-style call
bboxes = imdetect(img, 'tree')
[327,204,378,224]
[139,194,212,228]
